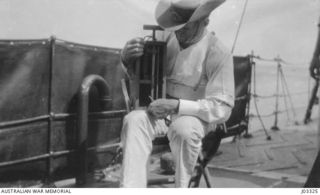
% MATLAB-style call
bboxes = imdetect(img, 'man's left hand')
[147,99,179,119]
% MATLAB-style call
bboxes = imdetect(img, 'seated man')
[119,0,234,187]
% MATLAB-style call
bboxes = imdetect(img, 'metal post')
[76,75,112,187]
[151,46,156,99]
[243,54,253,138]
[271,62,280,131]
[45,36,55,186]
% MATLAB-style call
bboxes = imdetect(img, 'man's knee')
[121,110,153,149]
[168,116,205,143]
[122,110,149,139]
[123,110,148,126]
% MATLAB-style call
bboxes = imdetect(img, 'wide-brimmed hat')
[155,0,225,31]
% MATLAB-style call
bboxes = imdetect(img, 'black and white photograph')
[0,0,319,192]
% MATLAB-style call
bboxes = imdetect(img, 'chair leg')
[188,164,212,188]
[202,166,212,188]
[188,165,202,188]
[188,152,213,188]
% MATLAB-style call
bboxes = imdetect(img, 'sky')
[0,0,319,65]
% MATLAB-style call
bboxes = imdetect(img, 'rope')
[251,55,308,66]
[278,58,308,66]
[231,0,249,53]
[279,64,298,122]
[251,92,309,99]
[251,55,276,63]
[251,60,271,139]
[280,69,291,120]
[249,53,310,125]
[249,105,307,119]
[247,53,312,137]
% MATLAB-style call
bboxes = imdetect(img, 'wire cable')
[251,60,271,139]
[251,55,308,66]
[231,0,249,53]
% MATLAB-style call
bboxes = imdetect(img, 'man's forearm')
[177,96,233,124]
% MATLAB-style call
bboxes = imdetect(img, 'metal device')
[131,25,167,107]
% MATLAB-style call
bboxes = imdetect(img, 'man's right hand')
[309,55,320,80]
[121,38,145,66]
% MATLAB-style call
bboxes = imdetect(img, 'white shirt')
[123,29,235,124]
[163,30,234,124]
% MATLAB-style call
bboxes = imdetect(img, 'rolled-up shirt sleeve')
[178,43,235,124]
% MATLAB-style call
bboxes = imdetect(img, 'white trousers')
[318,105,320,149]
[120,110,206,187]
